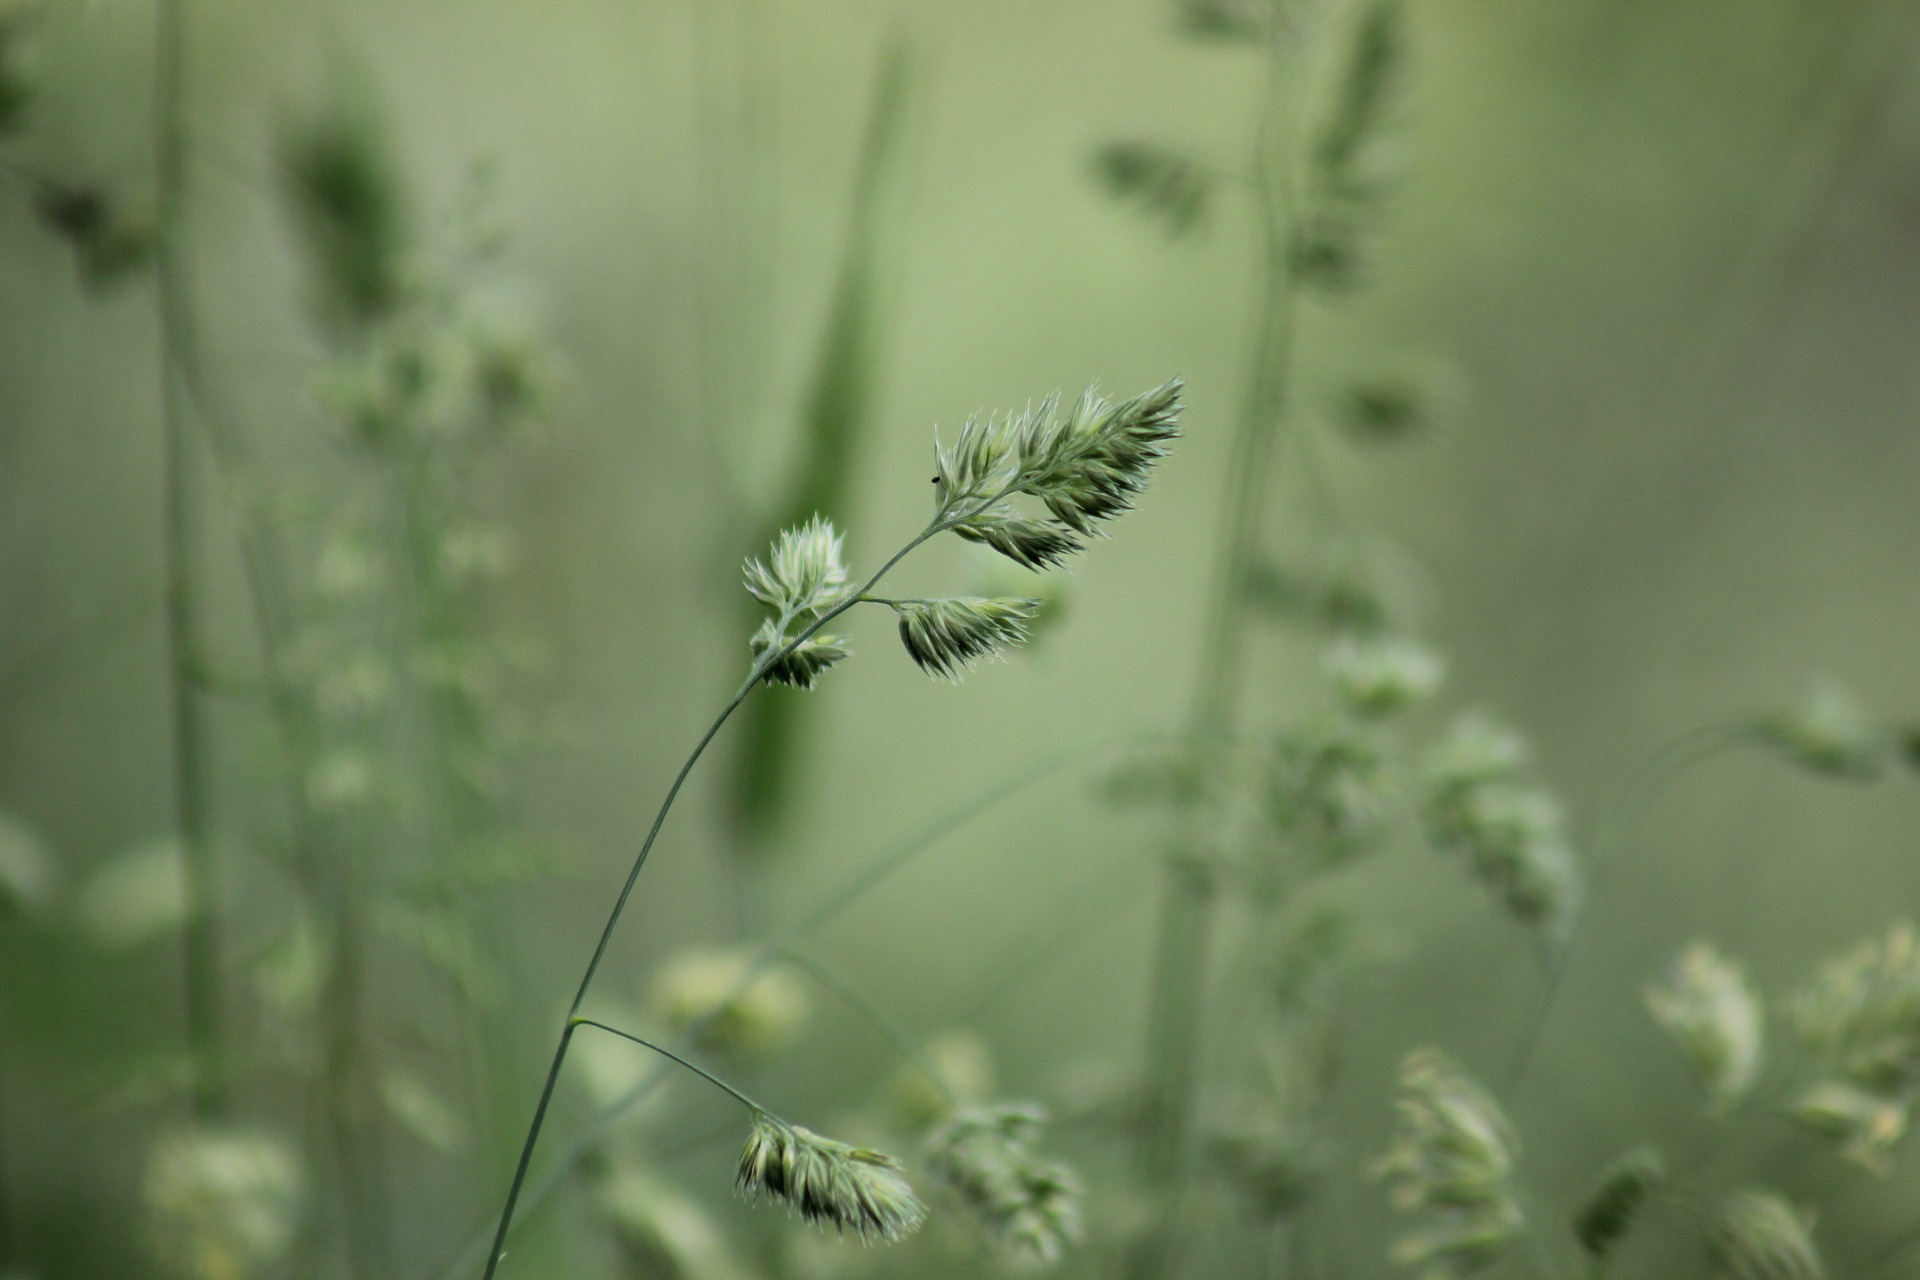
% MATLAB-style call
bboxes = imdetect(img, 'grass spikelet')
[1645,942,1764,1112]
[1422,714,1531,793]
[1325,635,1443,717]
[1790,923,1920,1093]
[1786,922,1920,1169]
[1425,782,1581,942]
[924,1103,1084,1267]
[745,517,855,687]
[649,948,811,1063]
[892,598,1038,680]
[937,378,1184,563]
[1267,718,1399,866]
[953,512,1082,571]
[743,515,851,616]
[1373,1049,1523,1280]
[750,621,851,689]
[1753,682,1890,781]
[1791,1080,1909,1174]
[1709,1191,1821,1280]
[1573,1147,1664,1260]
[736,1111,926,1243]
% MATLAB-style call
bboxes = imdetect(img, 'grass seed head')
[651,949,811,1063]
[1709,1191,1821,1280]
[1374,1049,1522,1280]
[1573,1147,1664,1260]
[1645,942,1764,1112]
[736,1112,925,1244]
[1325,636,1443,717]
[893,598,1038,680]
[1790,923,1920,1094]
[1755,682,1890,781]
[925,1103,1084,1268]
[145,1129,304,1280]
[1791,1080,1909,1174]
[938,379,1183,567]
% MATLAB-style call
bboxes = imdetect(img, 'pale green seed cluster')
[1325,636,1444,717]
[743,515,855,688]
[1267,717,1400,868]
[924,1103,1084,1268]
[1708,1191,1822,1280]
[1373,1049,1523,1280]
[743,380,1182,687]
[892,597,1040,681]
[649,947,812,1064]
[1646,942,1765,1113]
[1421,718,1581,944]
[144,1129,303,1280]
[735,1112,926,1243]
[1754,682,1891,781]
[936,379,1184,565]
[1787,923,1920,1171]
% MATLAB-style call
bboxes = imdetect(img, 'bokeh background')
[4,2,1920,1278]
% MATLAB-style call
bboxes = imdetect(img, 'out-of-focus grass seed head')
[1645,942,1764,1112]
[1373,1049,1524,1280]
[144,1129,304,1280]
[1325,635,1443,717]
[924,1103,1084,1268]
[650,948,812,1065]
[1755,682,1892,782]
[1787,923,1920,1170]
[1572,1147,1664,1261]
[1709,1191,1822,1280]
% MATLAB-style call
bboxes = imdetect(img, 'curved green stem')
[568,1020,767,1114]
[477,513,956,1280]
[1504,721,1748,1098]
[778,947,957,1108]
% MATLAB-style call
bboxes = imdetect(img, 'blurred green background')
[5,2,1920,1278]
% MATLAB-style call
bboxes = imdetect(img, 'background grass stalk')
[317,828,394,1280]
[152,0,229,1123]
[1130,16,1303,1278]
[729,32,915,866]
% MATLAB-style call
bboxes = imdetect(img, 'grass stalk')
[478,508,986,1280]
[1129,17,1303,1278]
[318,828,394,1280]
[152,19,401,1275]
[729,31,915,856]
[151,0,228,1123]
